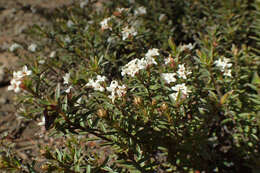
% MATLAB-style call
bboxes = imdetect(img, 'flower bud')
[19,82,26,90]
[232,44,238,56]
[40,149,46,155]
[133,96,142,106]
[161,103,168,111]
[40,163,49,171]
[152,99,157,106]
[213,41,218,48]
[113,11,121,17]
[97,108,107,118]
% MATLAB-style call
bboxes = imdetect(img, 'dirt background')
[0,0,74,170]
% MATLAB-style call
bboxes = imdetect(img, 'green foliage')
[3,0,260,172]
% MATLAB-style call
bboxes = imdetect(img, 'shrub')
[2,0,260,172]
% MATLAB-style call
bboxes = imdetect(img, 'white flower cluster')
[100,17,112,30]
[121,48,159,77]
[106,80,127,103]
[86,75,107,92]
[180,43,195,52]
[121,26,137,40]
[28,43,37,52]
[49,51,56,58]
[177,64,192,79]
[99,6,141,37]
[214,57,232,77]
[161,64,191,84]
[158,14,166,22]
[9,43,22,52]
[161,73,176,84]
[8,66,32,93]
[86,75,127,103]
[134,6,147,16]
[116,8,129,13]
[164,55,172,65]
[160,63,192,102]
[63,73,73,93]
[63,73,70,84]
[169,83,191,101]
[67,20,74,28]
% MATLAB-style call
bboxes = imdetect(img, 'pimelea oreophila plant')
[4,0,260,172]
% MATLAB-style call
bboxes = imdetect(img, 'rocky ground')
[0,0,73,171]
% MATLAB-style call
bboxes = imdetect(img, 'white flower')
[116,85,127,97]
[177,64,191,79]
[107,36,115,43]
[64,36,71,43]
[171,83,191,95]
[169,93,178,101]
[93,83,105,92]
[8,66,32,93]
[224,69,232,77]
[165,56,172,65]
[74,97,82,106]
[21,65,32,77]
[9,43,22,52]
[86,76,106,92]
[180,43,195,51]
[8,79,22,93]
[96,75,107,82]
[63,73,70,84]
[38,116,45,126]
[116,8,128,13]
[161,73,177,84]
[67,20,74,28]
[121,58,142,77]
[86,79,95,87]
[106,80,119,93]
[214,59,225,71]
[121,49,160,77]
[145,48,159,58]
[49,51,56,58]
[159,14,166,22]
[38,60,45,64]
[13,71,24,80]
[134,6,146,15]
[158,14,166,21]
[65,86,73,93]
[100,17,112,30]
[121,26,137,40]
[80,0,89,8]
[144,56,157,66]
[138,58,149,69]
[28,43,37,52]
[214,57,232,72]
[12,65,31,80]
[106,80,127,103]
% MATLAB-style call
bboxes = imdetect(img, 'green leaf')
[208,91,218,102]
[221,118,233,124]
[245,83,259,92]
[250,98,260,105]
[168,37,176,53]
[56,149,62,162]
[87,165,91,173]
[252,72,260,85]
[55,83,61,102]
[220,90,233,105]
